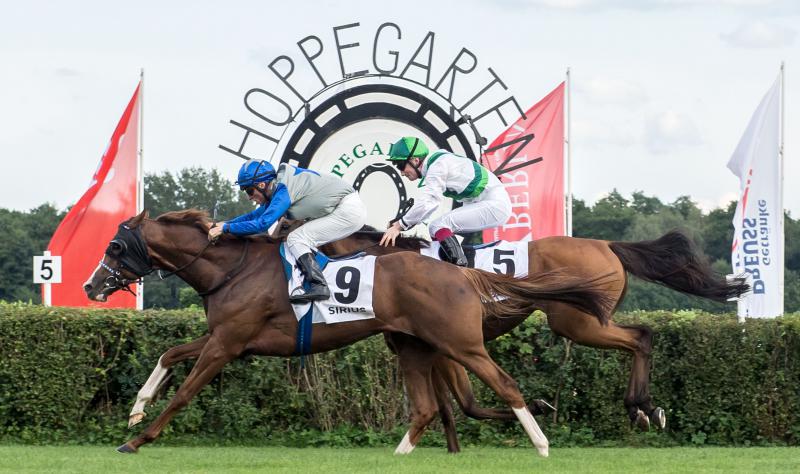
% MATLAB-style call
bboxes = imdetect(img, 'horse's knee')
[459,394,482,419]
[495,373,522,403]
[634,325,653,355]
[412,404,438,426]
[160,351,180,368]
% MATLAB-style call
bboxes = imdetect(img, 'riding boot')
[439,235,468,267]
[290,253,331,304]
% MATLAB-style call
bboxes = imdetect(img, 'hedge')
[1,302,798,447]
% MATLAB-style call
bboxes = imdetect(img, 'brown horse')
[319,227,749,452]
[83,210,614,455]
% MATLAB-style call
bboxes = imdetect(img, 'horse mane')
[153,209,284,244]
[353,224,430,250]
[154,209,212,231]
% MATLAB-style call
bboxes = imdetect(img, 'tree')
[0,204,64,303]
[630,191,664,215]
[145,167,253,219]
[573,189,635,240]
[701,201,736,267]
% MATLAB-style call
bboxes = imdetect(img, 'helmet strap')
[403,138,423,179]
[408,158,423,180]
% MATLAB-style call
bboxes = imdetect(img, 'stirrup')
[289,284,330,304]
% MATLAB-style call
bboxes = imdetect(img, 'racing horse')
[320,226,749,452]
[83,210,614,455]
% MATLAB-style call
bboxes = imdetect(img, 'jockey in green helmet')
[380,137,512,266]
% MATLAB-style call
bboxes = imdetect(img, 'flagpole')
[565,68,573,236]
[137,68,145,311]
[779,62,785,315]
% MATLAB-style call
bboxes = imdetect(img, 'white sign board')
[33,254,62,284]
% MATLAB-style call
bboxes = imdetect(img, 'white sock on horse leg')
[394,431,415,455]
[513,406,549,457]
[130,356,169,422]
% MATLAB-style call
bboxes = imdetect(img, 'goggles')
[392,160,408,171]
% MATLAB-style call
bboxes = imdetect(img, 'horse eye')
[108,241,124,256]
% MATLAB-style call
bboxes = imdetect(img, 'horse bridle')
[101,223,249,298]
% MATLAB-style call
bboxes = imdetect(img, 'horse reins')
[103,223,250,298]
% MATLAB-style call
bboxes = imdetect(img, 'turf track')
[1,446,798,473]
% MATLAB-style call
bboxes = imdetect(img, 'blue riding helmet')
[235,160,277,189]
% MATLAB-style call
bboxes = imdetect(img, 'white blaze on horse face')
[394,431,415,455]
[83,262,103,290]
[513,406,549,457]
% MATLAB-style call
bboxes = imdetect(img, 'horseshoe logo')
[352,163,408,222]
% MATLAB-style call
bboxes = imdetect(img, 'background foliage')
[2,169,798,311]
[1,303,798,447]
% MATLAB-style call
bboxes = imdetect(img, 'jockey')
[208,159,367,303]
[379,136,511,266]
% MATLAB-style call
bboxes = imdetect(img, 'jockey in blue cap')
[208,159,367,303]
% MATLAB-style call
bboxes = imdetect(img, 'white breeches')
[429,186,512,236]
[286,192,367,257]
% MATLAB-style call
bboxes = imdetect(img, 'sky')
[1,0,797,216]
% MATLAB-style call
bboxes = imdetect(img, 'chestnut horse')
[84,210,613,456]
[319,227,749,452]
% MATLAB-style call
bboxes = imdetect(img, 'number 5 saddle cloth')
[421,240,529,278]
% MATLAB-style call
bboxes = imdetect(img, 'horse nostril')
[84,284,93,293]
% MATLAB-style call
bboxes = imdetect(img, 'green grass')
[1,446,798,473]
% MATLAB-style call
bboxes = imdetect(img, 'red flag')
[46,84,141,307]
[482,82,565,242]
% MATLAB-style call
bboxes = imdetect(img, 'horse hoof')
[633,409,650,431]
[116,442,138,454]
[530,399,556,415]
[128,412,145,428]
[650,407,666,430]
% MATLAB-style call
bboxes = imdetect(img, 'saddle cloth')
[280,244,377,324]
[420,240,529,277]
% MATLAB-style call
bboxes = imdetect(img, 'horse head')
[85,208,265,303]
[84,210,152,302]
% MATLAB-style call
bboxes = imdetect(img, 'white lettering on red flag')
[46,84,141,308]
[482,82,565,242]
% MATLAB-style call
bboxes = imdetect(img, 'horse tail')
[608,229,749,302]
[461,269,615,325]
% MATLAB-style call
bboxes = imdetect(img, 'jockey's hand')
[380,221,402,247]
[208,223,224,242]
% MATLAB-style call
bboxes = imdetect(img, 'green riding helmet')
[386,137,429,170]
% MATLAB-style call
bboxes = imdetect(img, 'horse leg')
[391,334,442,455]
[430,364,460,453]
[388,333,460,454]
[547,307,665,431]
[118,335,239,453]
[447,348,549,457]
[128,334,210,428]
[432,354,554,420]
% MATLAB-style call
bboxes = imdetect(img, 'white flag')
[728,74,783,318]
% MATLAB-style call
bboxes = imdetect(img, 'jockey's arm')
[398,166,446,230]
[223,184,292,235]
